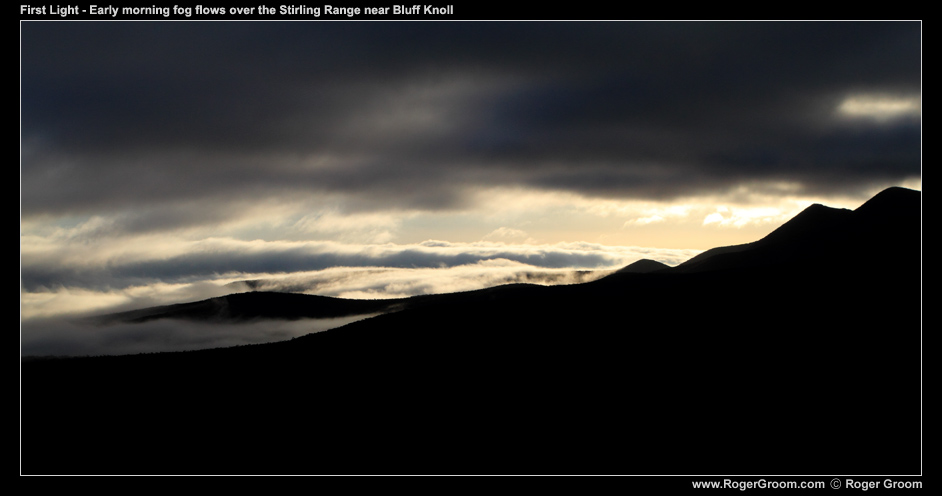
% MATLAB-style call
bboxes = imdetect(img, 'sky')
[20,20,921,354]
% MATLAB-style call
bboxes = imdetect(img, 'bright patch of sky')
[838,94,921,122]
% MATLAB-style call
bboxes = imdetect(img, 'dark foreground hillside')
[21,188,921,475]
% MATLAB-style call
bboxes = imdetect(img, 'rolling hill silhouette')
[21,187,921,475]
[615,258,671,273]
[96,291,405,324]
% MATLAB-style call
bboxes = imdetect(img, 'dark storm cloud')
[21,21,921,219]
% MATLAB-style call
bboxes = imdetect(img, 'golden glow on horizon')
[20,181,920,322]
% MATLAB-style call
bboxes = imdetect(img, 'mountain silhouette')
[21,187,921,475]
[671,186,919,274]
[616,258,671,273]
[96,291,405,324]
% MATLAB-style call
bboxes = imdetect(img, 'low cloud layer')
[21,315,372,357]
[21,251,701,356]
[22,240,700,318]
[22,237,690,291]
[227,259,613,299]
